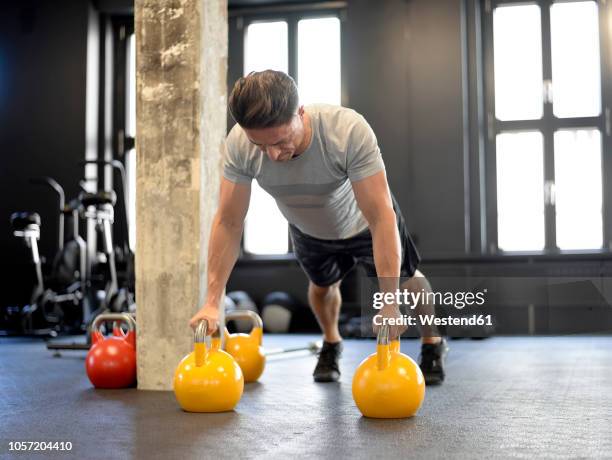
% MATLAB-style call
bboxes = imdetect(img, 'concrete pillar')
[135,0,227,390]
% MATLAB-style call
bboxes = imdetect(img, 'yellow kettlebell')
[352,325,425,418]
[173,321,244,412]
[224,310,265,383]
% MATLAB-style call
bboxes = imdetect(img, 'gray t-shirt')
[224,104,385,240]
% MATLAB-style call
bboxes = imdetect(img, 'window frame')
[482,0,612,255]
[228,4,347,258]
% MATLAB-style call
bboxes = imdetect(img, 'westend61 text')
[373,314,493,327]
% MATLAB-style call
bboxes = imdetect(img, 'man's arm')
[352,170,400,281]
[351,170,405,338]
[189,177,251,332]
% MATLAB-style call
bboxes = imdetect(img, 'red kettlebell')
[86,313,137,389]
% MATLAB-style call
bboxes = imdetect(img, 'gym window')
[483,0,611,253]
[234,8,343,255]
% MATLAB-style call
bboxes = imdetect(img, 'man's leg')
[401,269,448,384]
[308,280,343,382]
[288,223,354,382]
[308,280,342,343]
[400,270,440,345]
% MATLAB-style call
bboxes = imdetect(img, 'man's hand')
[189,303,220,334]
[372,304,407,340]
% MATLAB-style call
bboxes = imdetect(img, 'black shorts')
[289,195,421,287]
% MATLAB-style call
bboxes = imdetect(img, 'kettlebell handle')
[194,320,208,342]
[377,324,401,351]
[91,313,136,334]
[194,320,223,367]
[226,310,263,329]
[377,324,390,345]
[377,325,402,371]
[194,320,223,342]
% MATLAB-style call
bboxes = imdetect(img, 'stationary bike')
[8,177,97,336]
[81,159,135,313]
[9,209,82,336]
[46,164,135,352]
[79,189,131,316]
[44,187,130,352]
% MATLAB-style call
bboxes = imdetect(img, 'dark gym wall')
[0,0,91,307]
[405,0,469,257]
[343,0,414,239]
[344,0,468,257]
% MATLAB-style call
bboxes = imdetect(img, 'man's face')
[243,107,306,162]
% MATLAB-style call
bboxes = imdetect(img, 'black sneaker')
[419,338,448,385]
[313,341,342,382]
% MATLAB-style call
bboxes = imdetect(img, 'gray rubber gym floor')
[1,335,612,459]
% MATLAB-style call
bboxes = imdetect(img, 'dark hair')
[228,70,299,129]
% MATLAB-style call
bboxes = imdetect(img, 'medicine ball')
[226,291,258,333]
[223,294,237,312]
[261,291,298,333]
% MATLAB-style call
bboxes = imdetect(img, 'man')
[189,70,448,384]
